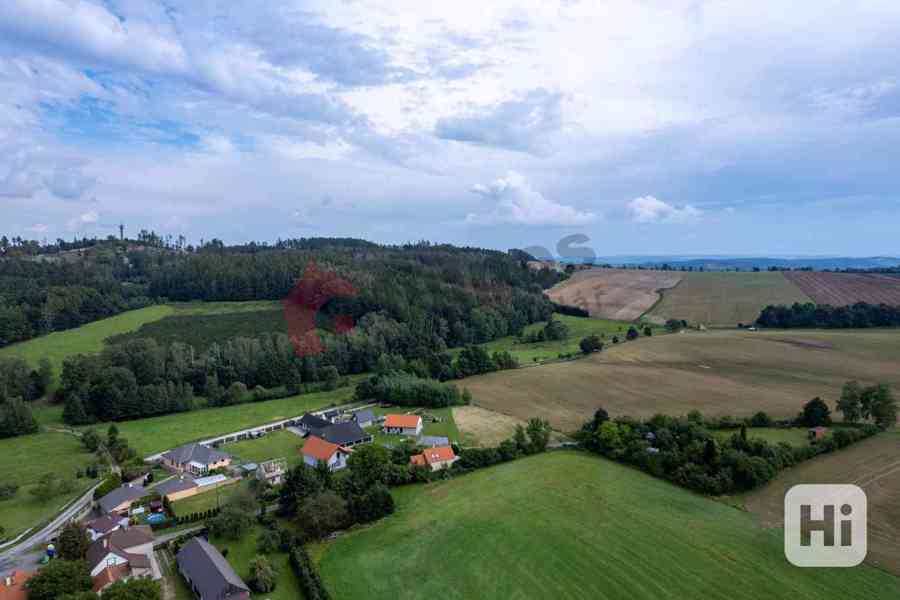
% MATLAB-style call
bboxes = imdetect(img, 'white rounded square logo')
[784,484,867,567]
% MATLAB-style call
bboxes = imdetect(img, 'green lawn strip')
[224,430,306,467]
[169,301,282,315]
[0,305,174,378]
[0,477,95,542]
[212,524,302,600]
[474,314,664,365]
[712,426,855,447]
[91,387,354,457]
[364,406,461,447]
[170,481,244,518]
[315,451,899,600]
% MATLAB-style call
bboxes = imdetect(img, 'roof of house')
[418,435,450,447]
[410,454,427,467]
[0,570,34,600]
[303,436,343,462]
[92,564,130,592]
[384,414,421,429]
[177,538,250,600]
[98,484,149,514]
[422,446,457,464]
[161,443,230,467]
[154,476,197,497]
[323,409,339,419]
[86,514,122,534]
[300,413,330,430]
[318,422,370,446]
[86,526,155,571]
[353,409,375,423]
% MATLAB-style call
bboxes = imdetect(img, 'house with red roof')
[410,446,459,471]
[383,414,423,436]
[302,435,351,471]
[0,570,34,600]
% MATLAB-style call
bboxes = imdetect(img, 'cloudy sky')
[2,1,900,256]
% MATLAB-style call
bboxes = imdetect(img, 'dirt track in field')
[785,271,900,306]
[547,269,682,320]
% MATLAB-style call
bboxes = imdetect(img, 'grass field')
[169,480,243,517]
[365,406,467,446]
[465,329,900,432]
[315,451,899,599]
[104,387,354,457]
[785,271,900,306]
[224,430,305,467]
[0,431,97,539]
[108,303,285,350]
[213,524,302,600]
[0,305,174,377]
[711,427,814,446]
[649,271,811,327]
[741,430,900,576]
[474,314,662,365]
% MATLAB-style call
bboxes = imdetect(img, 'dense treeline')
[756,302,900,328]
[0,357,52,437]
[577,408,880,495]
[1,237,562,350]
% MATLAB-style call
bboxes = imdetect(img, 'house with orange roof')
[302,435,351,471]
[92,563,132,593]
[0,570,34,600]
[410,446,459,471]
[383,414,423,436]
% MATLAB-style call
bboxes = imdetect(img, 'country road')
[0,482,101,576]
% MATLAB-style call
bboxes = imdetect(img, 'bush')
[750,411,772,427]
[290,546,331,600]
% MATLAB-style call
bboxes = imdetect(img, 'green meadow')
[315,451,899,600]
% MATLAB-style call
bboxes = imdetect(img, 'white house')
[302,436,350,471]
[383,414,423,436]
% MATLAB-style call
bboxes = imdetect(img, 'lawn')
[365,406,467,447]
[314,451,899,600]
[474,314,662,365]
[224,430,306,467]
[169,481,243,517]
[98,387,354,457]
[0,305,174,378]
[212,524,302,600]
[712,427,814,446]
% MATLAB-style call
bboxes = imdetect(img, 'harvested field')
[464,329,900,432]
[453,406,525,446]
[741,431,900,575]
[649,271,811,327]
[546,268,682,320]
[785,271,900,306]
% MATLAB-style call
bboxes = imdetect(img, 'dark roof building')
[353,409,375,427]
[299,413,330,432]
[161,443,231,468]
[154,476,197,497]
[177,538,250,600]
[317,421,372,447]
[97,484,149,514]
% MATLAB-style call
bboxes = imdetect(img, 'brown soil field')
[741,430,900,576]
[464,329,900,432]
[547,268,682,320]
[785,271,900,306]
[649,271,811,327]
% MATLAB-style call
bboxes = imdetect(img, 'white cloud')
[28,223,48,233]
[627,196,701,224]
[467,171,597,226]
[66,209,99,231]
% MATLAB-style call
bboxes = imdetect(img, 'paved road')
[0,482,101,576]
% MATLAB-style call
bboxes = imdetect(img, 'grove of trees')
[757,302,900,329]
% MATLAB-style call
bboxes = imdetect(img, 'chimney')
[103,538,108,549]
[5,575,12,586]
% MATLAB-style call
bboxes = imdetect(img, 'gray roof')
[177,538,250,600]
[98,484,149,514]
[161,443,230,467]
[353,409,375,424]
[418,435,450,447]
[154,476,196,497]
[318,422,371,446]
[86,514,122,534]
[87,526,154,571]
[300,413,329,430]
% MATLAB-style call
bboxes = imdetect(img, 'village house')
[352,408,375,428]
[315,421,372,447]
[298,413,330,434]
[302,435,351,471]
[85,513,128,541]
[410,446,459,471]
[177,537,250,600]
[160,443,232,476]
[97,483,150,516]
[418,435,450,448]
[0,570,34,600]
[86,526,159,582]
[383,414,423,436]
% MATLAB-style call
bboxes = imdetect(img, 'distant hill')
[596,256,900,271]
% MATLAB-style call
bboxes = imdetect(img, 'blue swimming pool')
[145,513,167,524]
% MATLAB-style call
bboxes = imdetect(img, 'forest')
[756,302,900,328]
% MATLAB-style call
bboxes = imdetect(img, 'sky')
[2,0,900,256]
